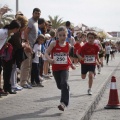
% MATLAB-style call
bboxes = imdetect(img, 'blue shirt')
[66,28,71,43]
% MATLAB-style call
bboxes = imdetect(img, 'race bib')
[53,52,67,64]
[84,55,95,63]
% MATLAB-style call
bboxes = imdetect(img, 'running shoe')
[37,83,44,87]
[22,83,32,89]
[88,89,92,95]
[0,88,8,96]
[58,103,66,111]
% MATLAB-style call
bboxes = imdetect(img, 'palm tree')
[0,5,14,28]
[0,14,14,28]
[48,15,65,29]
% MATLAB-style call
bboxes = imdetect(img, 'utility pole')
[16,0,18,12]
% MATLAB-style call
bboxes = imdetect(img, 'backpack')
[0,36,13,61]
[0,43,13,61]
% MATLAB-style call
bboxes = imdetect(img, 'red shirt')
[51,40,71,71]
[78,42,99,65]
[74,42,81,54]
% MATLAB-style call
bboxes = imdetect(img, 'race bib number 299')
[53,52,67,64]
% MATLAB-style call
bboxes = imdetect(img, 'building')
[108,31,120,37]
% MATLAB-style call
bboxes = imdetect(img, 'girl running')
[45,26,74,111]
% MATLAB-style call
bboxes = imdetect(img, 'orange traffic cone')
[105,76,120,109]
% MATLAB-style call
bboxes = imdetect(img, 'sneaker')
[48,73,53,77]
[37,83,44,87]
[22,83,32,89]
[7,89,17,94]
[43,74,51,79]
[31,82,37,87]
[39,76,44,82]
[16,85,23,89]
[97,65,101,74]
[88,89,92,95]
[12,85,23,91]
[58,103,66,111]
[12,87,23,91]
[0,88,8,96]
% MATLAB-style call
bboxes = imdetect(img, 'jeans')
[53,70,69,106]
[105,54,109,64]
[2,60,13,92]
[10,63,17,87]
[31,63,40,84]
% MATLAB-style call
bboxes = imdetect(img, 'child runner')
[77,32,101,95]
[45,26,74,111]
[73,37,82,67]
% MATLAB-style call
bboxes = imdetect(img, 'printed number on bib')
[84,55,95,63]
[53,52,67,64]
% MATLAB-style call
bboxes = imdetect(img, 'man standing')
[20,8,41,88]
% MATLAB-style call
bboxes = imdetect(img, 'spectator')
[20,8,41,89]
[0,20,21,94]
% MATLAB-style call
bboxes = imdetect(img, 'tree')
[0,14,14,28]
[0,5,14,28]
[48,15,65,29]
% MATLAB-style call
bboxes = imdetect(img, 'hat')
[45,33,51,38]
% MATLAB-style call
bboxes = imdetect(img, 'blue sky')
[0,0,120,32]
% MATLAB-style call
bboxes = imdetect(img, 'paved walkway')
[0,53,120,120]
[91,56,120,120]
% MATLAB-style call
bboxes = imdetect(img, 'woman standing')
[0,20,20,94]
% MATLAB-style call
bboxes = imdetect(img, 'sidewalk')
[0,53,120,120]
[91,56,120,120]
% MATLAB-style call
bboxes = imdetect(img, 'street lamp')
[16,0,18,12]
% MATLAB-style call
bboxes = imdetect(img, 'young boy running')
[77,32,101,95]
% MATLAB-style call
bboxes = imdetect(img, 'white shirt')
[105,45,111,54]
[32,44,42,63]
[0,29,8,49]
[70,36,76,47]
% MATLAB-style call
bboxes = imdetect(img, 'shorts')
[43,54,48,61]
[81,64,95,74]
